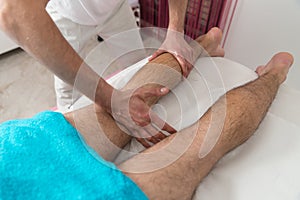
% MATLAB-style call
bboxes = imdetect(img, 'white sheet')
[73,57,300,199]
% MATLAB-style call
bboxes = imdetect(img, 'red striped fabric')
[139,0,231,39]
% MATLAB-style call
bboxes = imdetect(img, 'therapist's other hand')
[149,30,194,78]
[111,86,176,148]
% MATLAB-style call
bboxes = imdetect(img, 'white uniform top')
[48,0,124,26]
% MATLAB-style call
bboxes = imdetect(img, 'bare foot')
[255,52,294,84]
[195,27,225,57]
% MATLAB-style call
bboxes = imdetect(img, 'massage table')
[72,56,300,200]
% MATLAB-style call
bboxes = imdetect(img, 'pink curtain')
[139,0,232,39]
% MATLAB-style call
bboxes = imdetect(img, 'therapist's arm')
[0,0,171,136]
[168,0,188,32]
[0,0,112,107]
[150,0,195,77]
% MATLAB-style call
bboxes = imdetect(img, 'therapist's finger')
[153,132,168,140]
[162,122,177,134]
[149,49,166,61]
[136,137,151,148]
[144,131,160,144]
[150,111,177,134]
[144,124,167,142]
[137,86,169,100]
[133,124,161,144]
[175,54,193,78]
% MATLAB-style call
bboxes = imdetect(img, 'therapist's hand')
[149,29,195,78]
[110,86,176,148]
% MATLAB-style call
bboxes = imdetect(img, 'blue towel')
[0,111,148,200]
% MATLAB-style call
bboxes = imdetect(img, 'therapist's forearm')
[0,0,112,108]
[168,0,188,32]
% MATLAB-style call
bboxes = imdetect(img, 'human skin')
[0,0,178,138]
[63,21,294,199]
[150,0,192,77]
[168,0,188,33]
[150,0,226,77]
[64,28,225,158]
[64,27,293,199]
[67,51,293,199]
[120,52,293,199]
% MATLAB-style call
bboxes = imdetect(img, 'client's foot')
[195,27,225,57]
[255,52,294,84]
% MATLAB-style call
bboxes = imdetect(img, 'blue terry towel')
[0,111,148,200]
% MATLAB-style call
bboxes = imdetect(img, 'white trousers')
[46,1,141,112]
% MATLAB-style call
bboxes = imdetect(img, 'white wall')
[224,0,300,91]
[0,30,18,54]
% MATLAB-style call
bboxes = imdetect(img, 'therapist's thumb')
[139,86,169,99]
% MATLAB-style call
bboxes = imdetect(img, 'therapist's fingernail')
[160,87,168,93]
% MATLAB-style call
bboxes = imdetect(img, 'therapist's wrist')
[167,25,185,35]
[95,78,113,114]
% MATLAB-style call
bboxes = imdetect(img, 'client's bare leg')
[120,52,294,199]
[64,28,224,161]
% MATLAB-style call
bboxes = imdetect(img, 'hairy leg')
[120,52,294,199]
[64,28,224,161]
